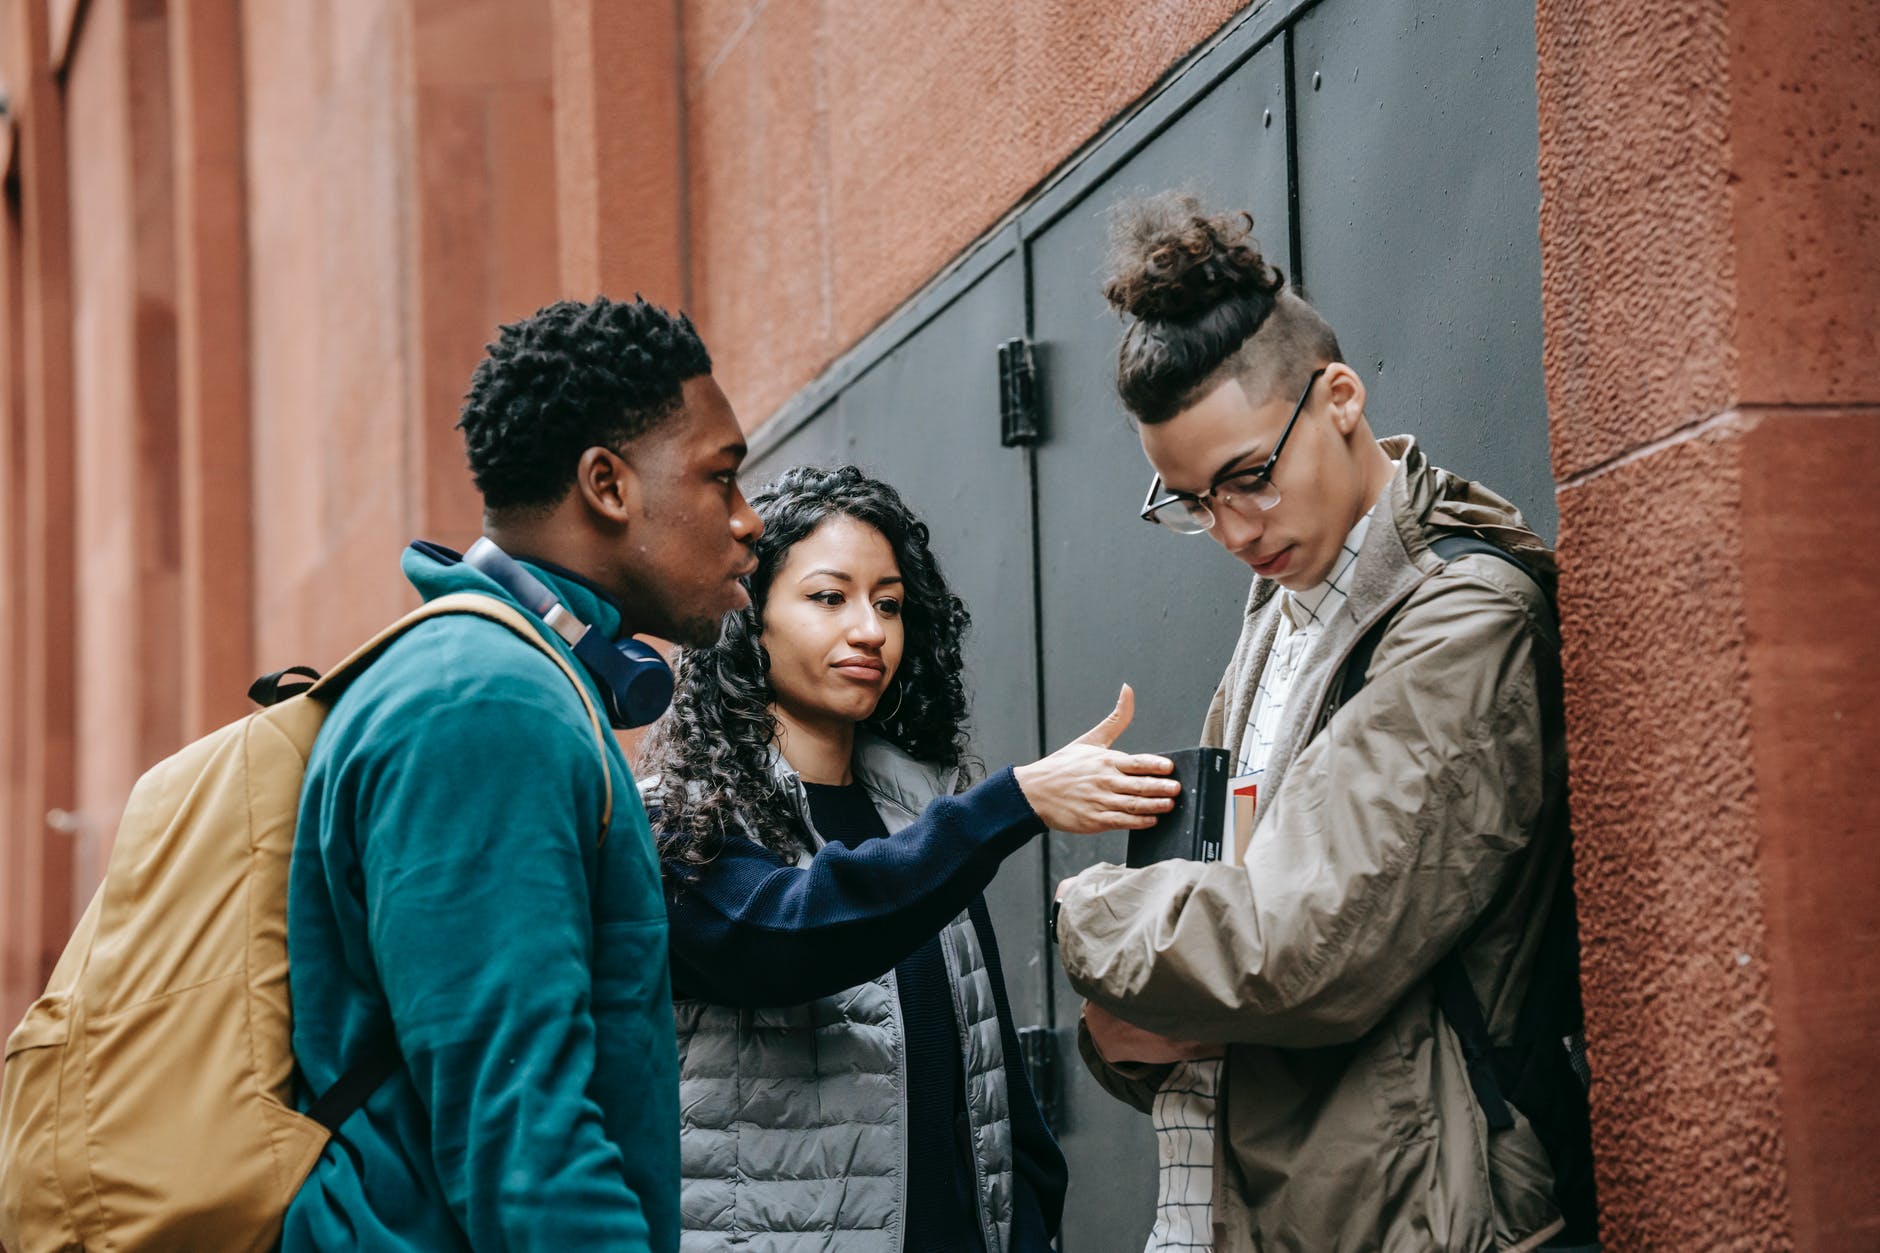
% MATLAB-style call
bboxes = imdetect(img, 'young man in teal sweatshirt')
[283,297,762,1251]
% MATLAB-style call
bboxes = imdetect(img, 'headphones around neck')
[417,537,674,729]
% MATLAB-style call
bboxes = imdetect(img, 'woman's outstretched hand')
[1013,684,1179,833]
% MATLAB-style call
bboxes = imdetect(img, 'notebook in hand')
[1125,746,1229,868]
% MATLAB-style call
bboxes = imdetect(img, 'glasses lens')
[1217,472,1282,514]
[1148,498,1212,533]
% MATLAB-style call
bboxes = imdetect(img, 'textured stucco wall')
[242,0,425,667]
[1738,411,1880,1249]
[4,0,81,1027]
[682,0,1249,427]
[551,0,686,307]
[241,0,559,671]
[65,0,183,886]
[1554,432,1789,1247]
[1539,0,1880,1246]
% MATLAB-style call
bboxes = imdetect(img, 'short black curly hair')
[457,296,712,511]
[642,465,975,868]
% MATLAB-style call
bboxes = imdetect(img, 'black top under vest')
[803,781,988,1253]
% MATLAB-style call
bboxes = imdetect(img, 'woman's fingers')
[1111,771,1181,797]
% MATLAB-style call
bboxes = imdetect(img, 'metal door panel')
[744,400,843,477]
[1026,45,1292,1250]
[1294,0,1555,536]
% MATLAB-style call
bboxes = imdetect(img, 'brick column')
[170,0,254,737]
[548,0,686,305]
[404,0,561,551]
[1537,1,1880,1248]
[0,143,26,1027]
[12,0,77,999]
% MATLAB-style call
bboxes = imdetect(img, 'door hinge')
[998,337,1042,447]
[1017,1024,1061,1128]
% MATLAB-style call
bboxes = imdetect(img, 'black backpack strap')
[305,1035,403,1134]
[1333,533,1541,1139]
[1433,953,1517,1131]
[248,665,323,707]
[1335,533,1535,713]
[1334,531,1598,1240]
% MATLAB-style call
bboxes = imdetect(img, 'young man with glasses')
[1053,193,1596,1251]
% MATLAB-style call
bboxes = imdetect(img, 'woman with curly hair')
[642,464,1179,1252]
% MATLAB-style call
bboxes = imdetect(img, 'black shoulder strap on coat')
[305,1035,404,1135]
[1333,537,1536,1126]
[248,665,323,707]
[1337,533,1534,711]
[1433,954,1517,1130]
[1334,532,1600,1240]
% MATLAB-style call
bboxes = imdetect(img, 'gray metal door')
[1024,41,1294,1249]
[740,1,1550,1247]
[1292,0,1554,535]
[744,255,1051,1021]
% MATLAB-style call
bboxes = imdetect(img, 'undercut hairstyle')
[643,465,975,869]
[1104,191,1342,424]
[457,295,712,511]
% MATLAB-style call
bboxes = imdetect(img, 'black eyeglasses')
[1140,368,1327,533]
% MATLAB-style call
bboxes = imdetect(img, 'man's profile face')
[615,375,762,648]
[1139,370,1370,592]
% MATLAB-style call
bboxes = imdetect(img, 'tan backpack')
[0,593,612,1253]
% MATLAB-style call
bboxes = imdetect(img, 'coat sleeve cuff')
[964,765,1047,845]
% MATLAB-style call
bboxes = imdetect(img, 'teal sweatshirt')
[282,545,678,1251]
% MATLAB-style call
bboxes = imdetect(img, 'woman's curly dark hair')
[642,465,974,867]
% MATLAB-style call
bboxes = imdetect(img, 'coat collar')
[1217,435,1553,823]
[764,733,959,857]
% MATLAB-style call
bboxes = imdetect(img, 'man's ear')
[1322,363,1368,437]
[575,445,641,524]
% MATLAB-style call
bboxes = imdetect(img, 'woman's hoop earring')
[879,682,905,724]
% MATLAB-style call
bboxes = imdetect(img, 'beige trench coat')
[1058,438,1572,1253]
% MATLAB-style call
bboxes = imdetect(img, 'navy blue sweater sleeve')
[663,767,1044,1007]
[968,898,1069,1247]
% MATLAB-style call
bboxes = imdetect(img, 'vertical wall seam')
[812,0,834,352]
[672,0,694,312]
[1282,25,1303,292]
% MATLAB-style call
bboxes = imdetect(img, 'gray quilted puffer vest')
[674,736,1016,1251]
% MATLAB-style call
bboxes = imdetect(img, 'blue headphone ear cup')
[612,639,675,728]
[570,631,673,729]
[460,537,674,728]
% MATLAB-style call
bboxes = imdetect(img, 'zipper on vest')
[942,921,1003,1253]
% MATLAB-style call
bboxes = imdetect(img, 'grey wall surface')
[739,0,1550,1246]
[1294,0,1553,536]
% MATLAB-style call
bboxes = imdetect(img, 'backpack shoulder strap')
[1332,534,1543,1128]
[1336,532,1540,711]
[308,592,615,835]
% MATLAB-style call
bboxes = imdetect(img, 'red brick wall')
[681,0,1247,426]
[66,0,183,888]
[242,0,433,668]
[1538,0,1880,1245]
[239,0,559,670]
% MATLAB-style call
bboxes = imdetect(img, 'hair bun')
[1103,193,1283,323]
